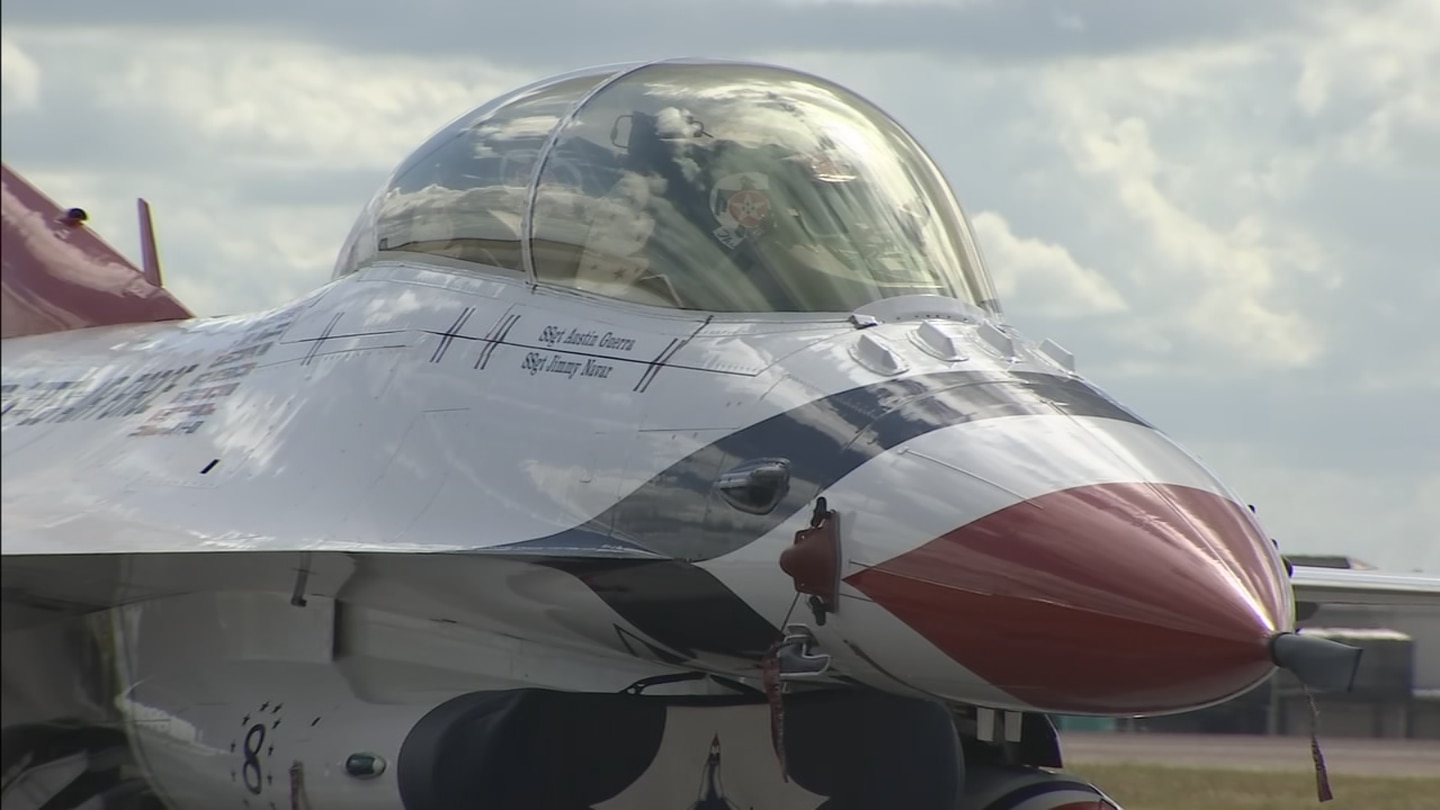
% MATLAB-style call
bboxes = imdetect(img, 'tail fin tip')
[1,160,191,340]
[137,197,163,287]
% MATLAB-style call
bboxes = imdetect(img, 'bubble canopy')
[334,60,1001,315]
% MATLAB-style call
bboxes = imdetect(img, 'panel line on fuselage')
[634,315,713,393]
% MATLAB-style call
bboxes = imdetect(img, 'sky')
[2,0,1436,572]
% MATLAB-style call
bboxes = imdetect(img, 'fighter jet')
[4,59,1437,810]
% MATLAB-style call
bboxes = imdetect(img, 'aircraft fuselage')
[3,257,1293,721]
[2,57,1320,810]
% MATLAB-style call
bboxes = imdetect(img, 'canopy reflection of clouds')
[337,61,1001,315]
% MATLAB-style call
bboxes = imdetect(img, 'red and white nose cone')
[845,482,1291,714]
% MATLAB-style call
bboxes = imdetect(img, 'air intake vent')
[910,321,970,362]
[849,333,908,376]
[977,322,1016,359]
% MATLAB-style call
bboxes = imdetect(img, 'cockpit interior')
[334,61,1001,316]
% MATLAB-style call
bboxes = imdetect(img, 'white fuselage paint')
[2,257,1279,808]
[1,258,1259,680]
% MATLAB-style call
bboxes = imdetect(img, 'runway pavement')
[1059,732,1440,777]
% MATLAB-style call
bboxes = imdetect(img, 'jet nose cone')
[847,481,1293,714]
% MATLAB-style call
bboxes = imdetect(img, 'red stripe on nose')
[844,482,1291,714]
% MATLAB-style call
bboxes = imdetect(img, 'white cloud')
[971,210,1126,317]
[1,37,40,110]
[1195,440,1440,574]
[1295,0,1440,168]
[1296,0,1436,111]
[4,30,536,316]
[88,34,531,171]
[1034,47,1334,369]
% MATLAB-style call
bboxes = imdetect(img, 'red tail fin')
[1,161,192,340]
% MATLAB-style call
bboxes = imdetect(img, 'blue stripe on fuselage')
[504,369,1146,562]
[495,369,1146,661]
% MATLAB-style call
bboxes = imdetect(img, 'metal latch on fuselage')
[779,498,841,627]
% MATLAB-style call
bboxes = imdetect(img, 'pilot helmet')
[625,106,898,254]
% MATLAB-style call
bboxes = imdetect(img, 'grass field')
[1066,764,1440,810]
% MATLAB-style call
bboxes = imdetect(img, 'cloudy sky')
[3,0,1436,572]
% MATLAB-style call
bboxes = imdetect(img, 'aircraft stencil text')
[521,351,614,380]
[537,324,637,353]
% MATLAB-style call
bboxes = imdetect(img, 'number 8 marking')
[241,723,266,794]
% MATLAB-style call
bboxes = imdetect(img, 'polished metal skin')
[3,60,1434,810]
